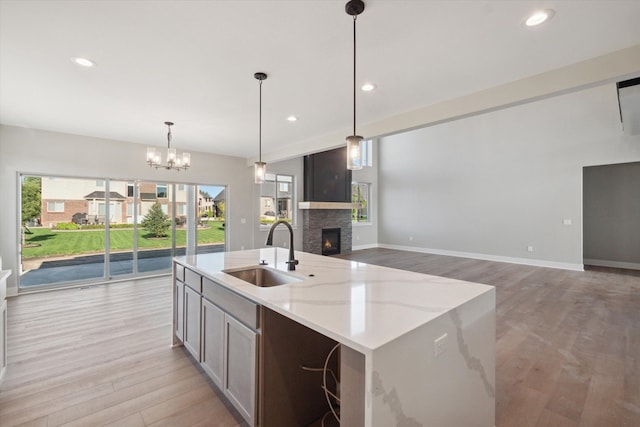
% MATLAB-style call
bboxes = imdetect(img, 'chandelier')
[146,121,191,171]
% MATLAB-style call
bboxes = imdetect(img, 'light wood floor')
[1,249,638,426]
[0,278,244,427]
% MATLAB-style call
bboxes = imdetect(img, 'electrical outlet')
[563,219,572,225]
[240,245,245,250]
[356,235,360,241]
[409,236,413,241]
[434,333,447,357]
[240,217,246,224]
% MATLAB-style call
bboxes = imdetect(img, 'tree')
[22,176,41,226]
[217,201,225,220]
[141,202,170,238]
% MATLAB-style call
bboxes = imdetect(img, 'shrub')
[55,222,79,230]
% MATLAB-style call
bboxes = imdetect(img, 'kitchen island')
[173,248,495,427]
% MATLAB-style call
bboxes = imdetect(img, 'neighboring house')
[40,178,187,227]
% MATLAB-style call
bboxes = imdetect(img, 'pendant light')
[345,0,365,170]
[254,72,268,184]
[146,121,191,171]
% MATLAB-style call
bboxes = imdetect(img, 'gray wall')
[583,161,640,269]
[377,84,640,269]
[0,125,255,293]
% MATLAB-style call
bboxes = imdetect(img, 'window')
[352,182,370,223]
[47,201,64,212]
[178,184,185,191]
[96,179,105,187]
[127,182,134,197]
[127,203,133,216]
[161,203,168,214]
[157,183,168,198]
[260,173,295,227]
[177,203,186,215]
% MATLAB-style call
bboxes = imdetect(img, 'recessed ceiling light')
[287,115,298,122]
[71,57,96,67]
[361,83,376,92]
[525,9,555,27]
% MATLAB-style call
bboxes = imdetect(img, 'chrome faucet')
[265,220,299,271]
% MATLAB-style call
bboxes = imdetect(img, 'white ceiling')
[1,0,640,161]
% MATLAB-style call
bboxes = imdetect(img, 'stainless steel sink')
[223,266,302,287]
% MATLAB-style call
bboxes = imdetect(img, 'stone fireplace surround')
[301,207,353,255]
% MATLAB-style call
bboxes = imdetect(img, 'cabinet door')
[175,280,184,342]
[225,314,258,427]
[184,285,201,361]
[0,300,6,383]
[201,299,225,388]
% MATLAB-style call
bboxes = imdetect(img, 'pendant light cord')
[353,15,357,136]
[259,79,263,163]
[167,124,172,149]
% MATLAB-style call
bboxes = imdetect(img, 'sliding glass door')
[18,175,226,290]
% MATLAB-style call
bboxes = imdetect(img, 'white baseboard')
[351,243,379,251]
[584,259,640,271]
[355,243,584,272]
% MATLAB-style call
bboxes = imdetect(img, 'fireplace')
[321,228,341,256]
[300,147,357,255]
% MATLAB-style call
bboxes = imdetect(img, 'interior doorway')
[583,161,640,270]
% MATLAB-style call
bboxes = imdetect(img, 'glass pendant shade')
[182,152,191,167]
[254,161,267,184]
[146,147,157,164]
[167,147,177,164]
[346,135,363,170]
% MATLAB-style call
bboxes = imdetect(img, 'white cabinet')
[201,298,225,388]
[174,263,259,427]
[0,299,6,384]
[183,285,201,360]
[224,314,258,427]
[0,269,10,385]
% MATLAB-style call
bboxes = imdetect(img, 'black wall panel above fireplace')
[303,147,352,202]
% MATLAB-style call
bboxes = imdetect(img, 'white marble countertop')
[175,248,493,355]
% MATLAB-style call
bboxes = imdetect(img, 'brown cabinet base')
[259,307,339,427]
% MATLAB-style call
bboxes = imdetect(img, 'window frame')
[259,173,296,228]
[351,181,371,224]
[47,201,65,212]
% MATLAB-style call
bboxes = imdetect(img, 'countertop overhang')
[174,248,494,355]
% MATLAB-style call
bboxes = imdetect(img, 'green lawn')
[23,221,225,258]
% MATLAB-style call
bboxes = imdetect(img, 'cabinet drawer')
[185,268,202,292]
[203,277,260,330]
[174,263,185,282]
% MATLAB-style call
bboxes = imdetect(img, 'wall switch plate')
[563,219,572,225]
[240,218,246,224]
[527,246,534,252]
[434,333,448,357]
[409,236,414,241]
